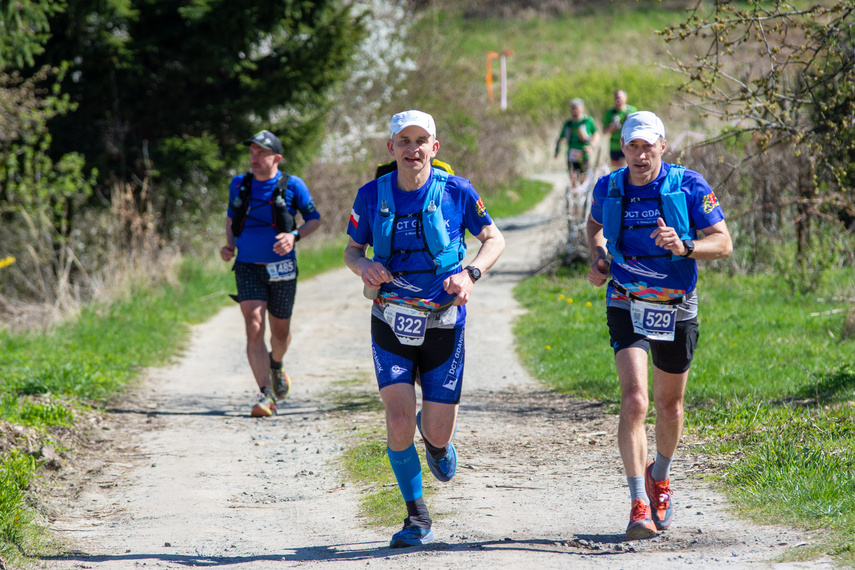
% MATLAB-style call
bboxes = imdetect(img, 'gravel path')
[40,173,829,569]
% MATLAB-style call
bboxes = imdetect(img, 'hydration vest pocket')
[423,200,451,254]
[659,189,689,239]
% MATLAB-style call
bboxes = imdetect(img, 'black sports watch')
[464,265,482,282]
[680,239,694,258]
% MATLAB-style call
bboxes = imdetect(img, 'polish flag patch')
[349,208,360,228]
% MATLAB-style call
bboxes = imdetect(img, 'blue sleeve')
[346,181,376,247]
[454,177,493,236]
[288,175,321,221]
[683,170,725,231]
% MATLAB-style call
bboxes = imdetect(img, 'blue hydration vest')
[603,165,695,265]
[372,168,467,275]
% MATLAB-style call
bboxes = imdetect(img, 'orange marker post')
[486,51,499,102]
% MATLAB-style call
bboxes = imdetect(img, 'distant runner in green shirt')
[554,98,599,187]
[602,89,637,169]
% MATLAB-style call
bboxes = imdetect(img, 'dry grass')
[0,181,180,333]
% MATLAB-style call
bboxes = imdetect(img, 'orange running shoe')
[645,461,674,530]
[625,499,657,540]
[251,392,277,417]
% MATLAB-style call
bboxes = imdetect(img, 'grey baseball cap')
[243,130,283,154]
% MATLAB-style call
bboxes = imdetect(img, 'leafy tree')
[0,0,64,68]
[32,0,365,232]
[1,1,97,310]
[660,1,855,271]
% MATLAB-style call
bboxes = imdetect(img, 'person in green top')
[602,89,638,169]
[554,98,599,187]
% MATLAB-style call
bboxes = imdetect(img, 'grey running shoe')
[270,365,290,400]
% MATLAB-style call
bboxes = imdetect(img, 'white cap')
[621,111,665,144]
[390,110,436,138]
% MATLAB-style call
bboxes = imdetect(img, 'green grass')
[434,5,687,122]
[0,451,43,566]
[486,177,552,219]
[341,432,439,529]
[513,266,855,561]
[341,434,407,528]
[438,6,684,78]
[514,267,855,402]
[690,397,855,563]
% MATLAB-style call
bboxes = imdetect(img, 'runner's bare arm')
[443,222,505,305]
[344,236,392,288]
[586,215,610,287]
[688,220,733,260]
[273,218,321,256]
[650,218,733,260]
[221,216,236,262]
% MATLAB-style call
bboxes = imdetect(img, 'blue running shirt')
[590,163,725,303]
[347,169,493,312]
[227,172,320,264]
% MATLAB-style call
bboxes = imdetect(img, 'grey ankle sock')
[652,452,673,481]
[628,475,647,504]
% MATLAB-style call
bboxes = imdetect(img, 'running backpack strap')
[422,169,451,255]
[603,168,627,264]
[271,172,297,234]
[230,172,253,237]
[373,173,396,262]
[422,168,467,273]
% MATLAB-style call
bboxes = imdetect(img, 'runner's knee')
[621,392,648,421]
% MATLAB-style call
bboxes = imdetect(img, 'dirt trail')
[41,173,828,569]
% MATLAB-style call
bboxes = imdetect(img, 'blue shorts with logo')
[370,316,465,405]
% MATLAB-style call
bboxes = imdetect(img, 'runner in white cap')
[344,109,505,548]
[586,110,733,540]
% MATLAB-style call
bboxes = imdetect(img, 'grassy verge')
[485,177,553,220]
[0,238,347,565]
[324,377,440,531]
[434,4,686,124]
[513,265,855,563]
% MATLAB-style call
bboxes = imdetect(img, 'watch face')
[466,266,481,280]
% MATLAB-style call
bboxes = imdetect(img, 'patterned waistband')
[374,293,454,312]
[609,281,685,306]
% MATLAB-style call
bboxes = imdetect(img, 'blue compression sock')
[388,444,423,502]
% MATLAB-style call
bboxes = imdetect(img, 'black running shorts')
[233,261,297,320]
[606,306,699,374]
